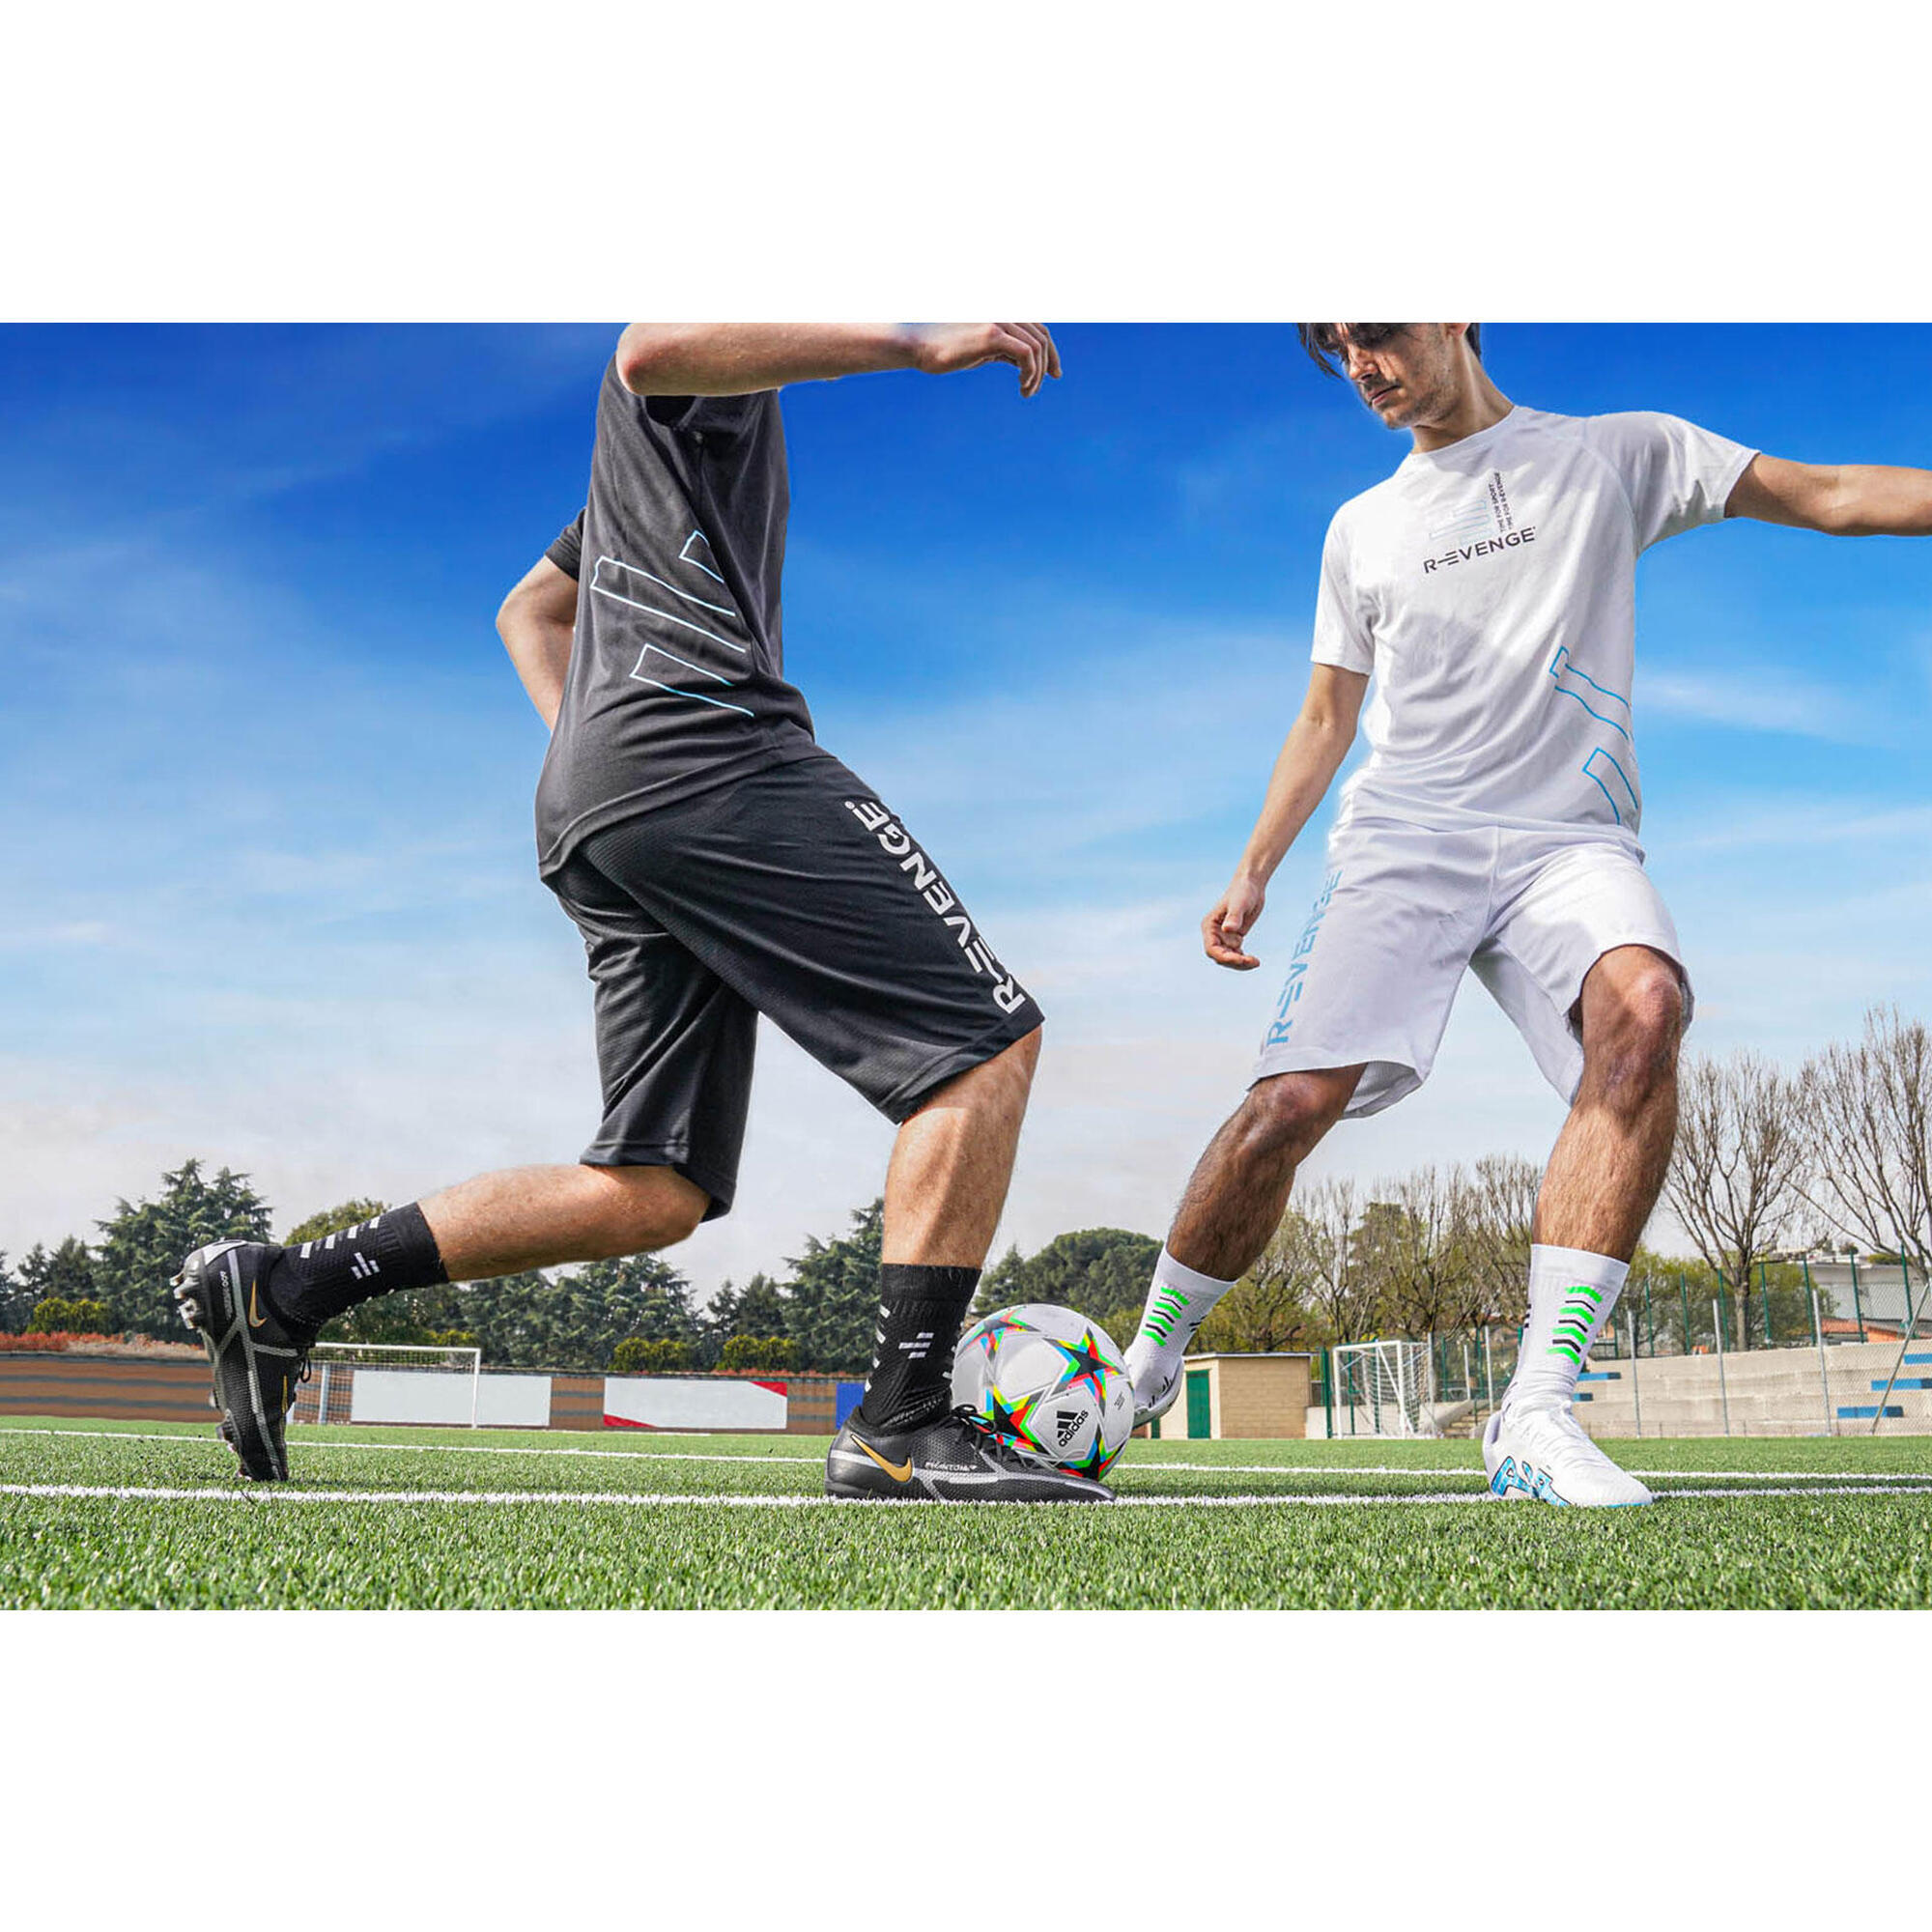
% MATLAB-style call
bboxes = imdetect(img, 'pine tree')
[452,1253,699,1371]
[782,1200,884,1374]
[970,1228,1158,1346]
[701,1271,789,1357]
[569,1253,698,1366]
[95,1160,273,1338]
[0,1252,27,1334]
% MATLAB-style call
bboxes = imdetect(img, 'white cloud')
[1642,664,1883,743]
[1675,801,1932,855]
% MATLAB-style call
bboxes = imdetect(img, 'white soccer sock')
[1126,1249,1236,1381]
[1504,1244,1630,1413]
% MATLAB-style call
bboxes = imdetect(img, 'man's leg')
[830,1023,1111,1497]
[170,1162,712,1482]
[1124,1065,1363,1421]
[1486,944,1684,1507]
[881,1027,1040,1266]
[247,1161,706,1328]
[546,755,1103,1499]
[845,1029,1038,1434]
[177,832,753,1482]
[827,1022,1107,1498]
[418,1163,708,1281]
[1532,944,1684,1264]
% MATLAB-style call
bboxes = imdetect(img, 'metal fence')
[1315,1262,1930,1438]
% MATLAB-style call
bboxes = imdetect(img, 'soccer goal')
[289,1342,483,1429]
[1330,1340,1440,1438]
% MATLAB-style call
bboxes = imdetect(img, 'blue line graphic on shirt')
[591,533,754,718]
[1264,867,1342,1049]
[1547,646,1637,827]
[1430,505,1494,544]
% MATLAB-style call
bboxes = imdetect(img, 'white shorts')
[1251,817,1692,1118]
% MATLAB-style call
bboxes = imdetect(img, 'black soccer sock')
[852,1263,980,1434]
[267,1203,448,1330]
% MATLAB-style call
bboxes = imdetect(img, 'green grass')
[3,1416,1929,1608]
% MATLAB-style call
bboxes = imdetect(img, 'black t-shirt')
[533,363,817,875]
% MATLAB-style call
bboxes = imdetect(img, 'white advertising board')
[348,1371,552,1429]
[602,1376,788,1431]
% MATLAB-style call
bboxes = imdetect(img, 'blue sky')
[5,324,1930,1295]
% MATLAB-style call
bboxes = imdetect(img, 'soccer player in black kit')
[174,324,1110,1502]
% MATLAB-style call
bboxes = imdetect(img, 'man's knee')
[912,1024,1042,1118]
[1236,1070,1351,1165]
[587,1166,708,1253]
[1583,952,1685,1094]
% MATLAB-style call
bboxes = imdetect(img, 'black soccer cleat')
[825,1406,1115,1503]
[171,1240,315,1483]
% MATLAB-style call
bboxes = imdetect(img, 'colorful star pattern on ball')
[972,1311,1037,1362]
[1071,1414,1125,1481]
[1043,1326,1117,1409]
[980,1383,1048,1455]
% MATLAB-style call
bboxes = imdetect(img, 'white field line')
[4,1428,1929,1485]
[3,1482,1928,1510]
[0,1427,822,1466]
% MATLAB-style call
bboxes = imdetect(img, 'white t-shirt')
[1311,406,1756,838]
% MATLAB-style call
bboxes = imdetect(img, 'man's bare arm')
[1727,453,1932,535]
[497,557,579,729]
[613,324,1062,401]
[1203,665,1369,970]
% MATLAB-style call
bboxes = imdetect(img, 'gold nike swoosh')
[853,1440,913,1483]
[247,1279,267,1329]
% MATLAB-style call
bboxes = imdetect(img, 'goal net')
[1331,1340,1439,1438]
[289,1342,483,1429]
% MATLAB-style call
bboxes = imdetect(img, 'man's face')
[1317,324,1463,430]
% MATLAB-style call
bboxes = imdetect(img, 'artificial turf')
[3,1416,1928,1610]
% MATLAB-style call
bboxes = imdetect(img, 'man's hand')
[901,324,1061,398]
[1203,875,1267,970]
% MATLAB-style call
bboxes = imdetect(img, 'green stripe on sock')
[1142,1288,1189,1346]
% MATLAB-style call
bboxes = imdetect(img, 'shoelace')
[952,1405,1053,1469]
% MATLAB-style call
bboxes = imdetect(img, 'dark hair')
[1295,324,1483,377]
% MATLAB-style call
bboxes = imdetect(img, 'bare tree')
[1451,1153,1542,1329]
[1360,1166,1479,1337]
[1800,1005,1932,1285]
[1202,1209,1326,1353]
[1664,1048,1808,1349]
[1295,1177,1379,1344]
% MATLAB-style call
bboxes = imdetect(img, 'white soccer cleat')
[1483,1403,1654,1508]
[1124,1340,1183,1432]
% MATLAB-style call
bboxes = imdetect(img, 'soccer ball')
[951,1303,1135,1480]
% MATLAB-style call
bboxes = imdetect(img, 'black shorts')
[546,749,1043,1219]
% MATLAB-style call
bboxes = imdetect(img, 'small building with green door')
[1139,1352,1312,1440]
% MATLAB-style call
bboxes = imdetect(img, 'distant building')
[1800,1257,1924,1337]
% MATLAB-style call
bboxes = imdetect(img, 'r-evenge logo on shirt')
[1420,468,1539,574]
[1420,525,1539,574]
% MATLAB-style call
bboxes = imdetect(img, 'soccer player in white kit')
[1123,324,1932,1506]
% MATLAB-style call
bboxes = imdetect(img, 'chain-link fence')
[1313,1261,1930,1438]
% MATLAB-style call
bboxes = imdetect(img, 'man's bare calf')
[1164,1063,1365,1283]
[1535,944,1686,1262]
